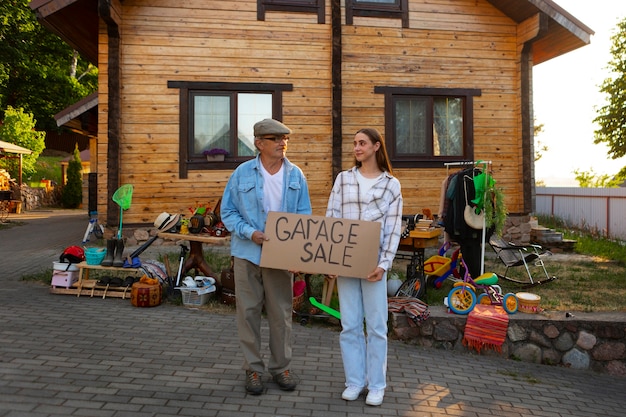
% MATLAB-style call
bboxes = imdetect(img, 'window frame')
[375,86,481,168]
[345,0,409,28]
[167,81,293,178]
[258,0,325,24]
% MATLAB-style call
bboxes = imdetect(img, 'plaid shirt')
[325,167,403,273]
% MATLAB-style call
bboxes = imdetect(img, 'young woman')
[325,128,403,406]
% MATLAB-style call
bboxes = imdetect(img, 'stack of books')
[415,219,433,230]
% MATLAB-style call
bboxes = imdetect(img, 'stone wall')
[12,183,60,211]
[501,214,533,245]
[390,306,626,376]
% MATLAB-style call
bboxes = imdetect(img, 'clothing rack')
[444,160,492,275]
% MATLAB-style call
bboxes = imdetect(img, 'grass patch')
[392,215,626,313]
[21,270,53,285]
[400,252,626,313]
[536,214,626,264]
[29,156,63,183]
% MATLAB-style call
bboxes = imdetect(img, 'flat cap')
[253,118,292,137]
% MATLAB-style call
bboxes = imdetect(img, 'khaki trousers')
[233,257,293,375]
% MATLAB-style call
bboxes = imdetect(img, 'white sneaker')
[366,389,384,406]
[341,386,364,401]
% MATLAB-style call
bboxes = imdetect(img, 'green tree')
[594,18,626,163]
[534,120,547,162]
[0,106,45,179]
[573,168,626,188]
[574,169,610,187]
[0,0,97,131]
[61,144,82,208]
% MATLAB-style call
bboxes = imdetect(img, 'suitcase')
[131,282,162,307]
[220,266,235,292]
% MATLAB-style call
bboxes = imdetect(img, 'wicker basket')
[293,292,305,311]
[179,286,215,307]
[516,292,541,314]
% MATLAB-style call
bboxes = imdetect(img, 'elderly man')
[220,118,312,395]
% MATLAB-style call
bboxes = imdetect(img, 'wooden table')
[158,232,230,277]
[398,228,442,275]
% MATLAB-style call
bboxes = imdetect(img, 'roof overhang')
[54,92,98,137]
[29,0,99,65]
[486,0,594,64]
[29,0,594,68]
[0,140,33,155]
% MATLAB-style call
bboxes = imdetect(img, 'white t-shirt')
[261,162,284,213]
[355,168,383,200]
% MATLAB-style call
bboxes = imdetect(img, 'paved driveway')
[1,210,625,417]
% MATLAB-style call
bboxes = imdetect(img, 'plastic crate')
[178,286,216,307]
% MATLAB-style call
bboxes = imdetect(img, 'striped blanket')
[462,304,509,353]
[388,297,430,325]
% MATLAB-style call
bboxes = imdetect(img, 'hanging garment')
[442,167,484,279]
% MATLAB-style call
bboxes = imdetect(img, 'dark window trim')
[167,81,293,178]
[258,0,325,24]
[375,86,481,168]
[346,0,408,28]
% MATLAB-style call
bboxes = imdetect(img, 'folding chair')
[488,235,557,287]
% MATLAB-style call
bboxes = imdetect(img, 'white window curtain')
[433,97,463,156]
[194,95,230,155]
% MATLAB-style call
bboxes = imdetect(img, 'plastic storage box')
[178,286,216,307]
[51,270,79,288]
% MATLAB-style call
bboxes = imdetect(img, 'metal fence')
[535,187,626,241]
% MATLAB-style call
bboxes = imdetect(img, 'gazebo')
[0,140,33,186]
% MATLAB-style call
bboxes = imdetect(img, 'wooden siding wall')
[97,0,526,226]
[342,0,524,216]
[99,0,334,225]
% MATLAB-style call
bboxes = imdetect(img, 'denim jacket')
[221,155,312,265]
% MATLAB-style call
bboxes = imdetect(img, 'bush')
[61,145,82,208]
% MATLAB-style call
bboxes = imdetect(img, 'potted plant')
[203,148,229,161]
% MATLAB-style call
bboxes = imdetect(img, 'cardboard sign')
[260,212,381,278]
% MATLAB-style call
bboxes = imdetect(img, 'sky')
[533,0,626,186]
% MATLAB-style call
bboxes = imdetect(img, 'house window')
[258,0,325,24]
[168,81,293,178]
[346,0,408,28]
[375,86,481,168]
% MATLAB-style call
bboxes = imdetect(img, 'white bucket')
[52,261,79,272]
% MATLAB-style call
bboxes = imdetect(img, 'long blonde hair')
[354,128,394,175]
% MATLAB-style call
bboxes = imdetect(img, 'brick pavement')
[1,210,626,417]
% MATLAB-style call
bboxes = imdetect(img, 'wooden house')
[30,0,593,235]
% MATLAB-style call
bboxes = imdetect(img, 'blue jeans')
[337,274,388,390]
